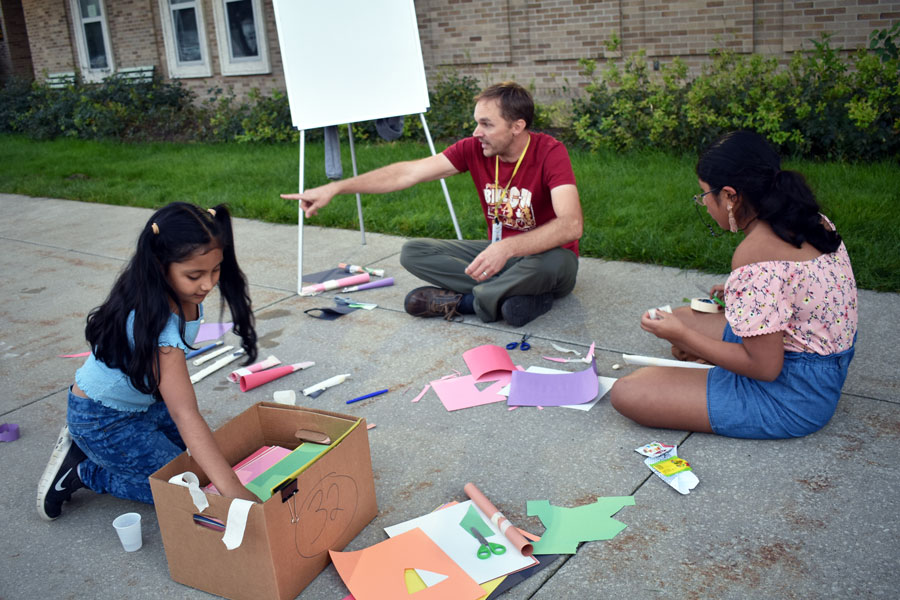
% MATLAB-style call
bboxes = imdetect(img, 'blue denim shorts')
[67,389,185,504]
[707,324,855,439]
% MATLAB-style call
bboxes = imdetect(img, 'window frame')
[157,0,212,78]
[69,0,115,82]
[211,0,270,76]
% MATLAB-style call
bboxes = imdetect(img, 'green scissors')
[471,527,506,559]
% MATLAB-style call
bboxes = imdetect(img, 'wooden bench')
[46,72,76,89]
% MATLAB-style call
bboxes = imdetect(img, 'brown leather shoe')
[404,286,464,320]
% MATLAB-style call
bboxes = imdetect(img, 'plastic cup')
[112,512,142,552]
[272,390,296,405]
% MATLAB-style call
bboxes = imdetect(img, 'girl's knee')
[609,376,640,416]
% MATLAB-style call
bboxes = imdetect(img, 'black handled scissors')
[506,333,531,351]
[471,527,506,559]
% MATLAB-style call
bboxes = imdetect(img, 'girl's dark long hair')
[85,202,257,396]
[696,130,841,253]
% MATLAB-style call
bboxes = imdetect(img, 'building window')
[158,0,212,78]
[212,0,270,76]
[69,0,114,81]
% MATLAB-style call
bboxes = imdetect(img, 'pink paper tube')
[464,482,533,556]
[228,355,281,383]
[239,362,314,392]
[300,273,369,295]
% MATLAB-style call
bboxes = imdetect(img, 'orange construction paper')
[330,528,484,600]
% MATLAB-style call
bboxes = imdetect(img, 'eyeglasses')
[692,188,719,205]
[692,188,721,237]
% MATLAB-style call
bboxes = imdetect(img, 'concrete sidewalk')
[1,194,897,599]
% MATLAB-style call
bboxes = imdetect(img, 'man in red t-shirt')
[282,82,583,327]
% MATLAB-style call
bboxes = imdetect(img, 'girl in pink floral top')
[610,131,857,439]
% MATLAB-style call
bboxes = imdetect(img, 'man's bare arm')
[281,153,460,217]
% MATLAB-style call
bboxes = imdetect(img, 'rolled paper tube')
[190,350,244,384]
[690,297,724,313]
[339,263,385,278]
[192,345,234,366]
[622,354,714,370]
[300,273,369,295]
[463,482,533,557]
[239,361,315,392]
[341,277,395,292]
[228,355,282,383]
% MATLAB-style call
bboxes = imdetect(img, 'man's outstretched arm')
[281,153,461,217]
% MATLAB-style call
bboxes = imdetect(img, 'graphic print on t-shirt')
[483,184,535,231]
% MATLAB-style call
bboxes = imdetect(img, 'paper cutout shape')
[195,322,233,343]
[507,358,599,407]
[526,496,635,554]
[330,528,484,600]
[385,500,537,585]
[429,372,514,412]
[462,345,516,380]
[459,504,494,539]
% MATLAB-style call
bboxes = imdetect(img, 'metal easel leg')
[347,123,366,245]
[419,113,462,240]
[297,130,305,295]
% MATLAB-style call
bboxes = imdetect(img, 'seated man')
[282,81,583,328]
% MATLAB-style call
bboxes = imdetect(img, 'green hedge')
[570,32,900,160]
[3,28,897,160]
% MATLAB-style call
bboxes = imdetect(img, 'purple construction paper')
[195,322,233,343]
[507,358,599,406]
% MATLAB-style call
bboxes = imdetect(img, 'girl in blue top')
[38,202,260,520]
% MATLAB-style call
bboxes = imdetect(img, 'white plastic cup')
[112,512,143,552]
[272,390,296,405]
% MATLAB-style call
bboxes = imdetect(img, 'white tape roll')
[690,297,723,313]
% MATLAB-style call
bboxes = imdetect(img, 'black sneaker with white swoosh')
[37,425,86,521]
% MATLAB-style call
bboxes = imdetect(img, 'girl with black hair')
[38,202,260,520]
[610,131,858,439]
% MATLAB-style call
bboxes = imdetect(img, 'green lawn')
[2,133,898,291]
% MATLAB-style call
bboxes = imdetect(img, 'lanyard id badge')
[491,215,502,244]
[490,134,530,245]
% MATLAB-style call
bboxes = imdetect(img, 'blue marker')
[346,389,389,404]
[185,340,223,359]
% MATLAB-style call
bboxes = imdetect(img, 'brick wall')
[17,0,900,104]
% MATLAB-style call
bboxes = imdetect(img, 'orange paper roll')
[464,482,533,556]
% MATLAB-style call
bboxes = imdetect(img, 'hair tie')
[207,208,217,217]
[151,222,160,235]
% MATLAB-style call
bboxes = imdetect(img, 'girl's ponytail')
[762,171,842,254]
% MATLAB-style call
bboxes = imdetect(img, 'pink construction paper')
[507,358,599,407]
[462,345,516,380]
[195,322,233,343]
[59,351,91,358]
[203,445,291,495]
[430,372,514,412]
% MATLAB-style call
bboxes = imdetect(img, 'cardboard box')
[150,402,378,600]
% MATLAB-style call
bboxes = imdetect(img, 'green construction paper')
[459,504,494,540]
[526,496,635,554]
[246,442,329,500]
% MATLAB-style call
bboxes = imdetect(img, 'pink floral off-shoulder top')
[724,235,858,355]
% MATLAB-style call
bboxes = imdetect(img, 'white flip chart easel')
[272,0,462,293]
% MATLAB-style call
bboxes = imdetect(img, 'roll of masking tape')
[690,297,724,313]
